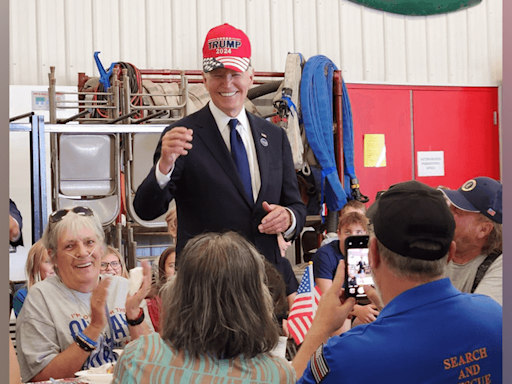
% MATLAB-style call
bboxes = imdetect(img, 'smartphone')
[345,235,373,301]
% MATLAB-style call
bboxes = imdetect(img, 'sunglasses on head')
[49,206,94,223]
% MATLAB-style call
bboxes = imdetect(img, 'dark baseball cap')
[367,180,455,261]
[439,177,502,224]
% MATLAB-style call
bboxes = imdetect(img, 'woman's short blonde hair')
[160,231,279,359]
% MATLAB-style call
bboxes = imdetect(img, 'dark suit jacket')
[134,105,307,264]
[10,199,23,247]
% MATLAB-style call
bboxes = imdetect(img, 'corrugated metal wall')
[10,0,502,87]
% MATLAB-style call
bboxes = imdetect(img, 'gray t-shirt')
[446,253,502,306]
[16,275,154,383]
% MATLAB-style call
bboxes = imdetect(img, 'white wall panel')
[268,0,295,71]
[405,17,428,83]
[383,13,407,83]
[317,0,342,66]
[467,4,490,84]
[119,0,147,68]
[293,0,319,62]
[64,1,94,82]
[361,8,386,81]
[144,1,172,69]
[246,0,272,71]
[339,2,364,79]
[10,0,39,85]
[447,11,470,84]
[221,0,247,26]
[426,15,449,84]
[9,0,502,87]
[172,0,200,71]
[91,0,121,78]
[486,0,502,85]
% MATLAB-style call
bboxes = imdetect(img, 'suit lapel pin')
[260,133,268,147]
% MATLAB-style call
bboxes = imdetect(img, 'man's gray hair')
[373,235,449,282]
[480,214,502,255]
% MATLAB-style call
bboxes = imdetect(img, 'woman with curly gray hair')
[113,231,296,383]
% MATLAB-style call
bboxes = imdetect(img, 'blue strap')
[282,96,303,125]
[282,96,298,114]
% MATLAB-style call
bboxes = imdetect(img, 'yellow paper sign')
[364,134,386,167]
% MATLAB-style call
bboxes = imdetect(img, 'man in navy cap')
[292,180,502,384]
[439,177,502,305]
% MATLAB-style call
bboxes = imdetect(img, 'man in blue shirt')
[292,180,502,384]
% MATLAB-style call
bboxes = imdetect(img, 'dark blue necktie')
[229,118,253,202]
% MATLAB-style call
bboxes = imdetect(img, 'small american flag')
[288,262,322,345]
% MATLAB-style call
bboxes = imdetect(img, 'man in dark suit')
[9,199,23,247]
[134,23,307,295]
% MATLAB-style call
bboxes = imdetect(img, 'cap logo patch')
[208,37,242,54]
[461,179,477,192]
[487,208,496,216]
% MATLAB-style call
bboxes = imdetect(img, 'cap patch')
[207,37,242,52]
[462,179,476,192]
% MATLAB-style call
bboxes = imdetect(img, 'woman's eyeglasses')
[100,261,121,270]
[49,206,94,223]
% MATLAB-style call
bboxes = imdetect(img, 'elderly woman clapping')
[16,207,154,383]
[113,231,296,384]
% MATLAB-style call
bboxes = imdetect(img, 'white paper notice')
[417,151,445,177]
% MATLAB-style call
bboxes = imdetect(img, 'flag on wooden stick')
[288,261,322,345]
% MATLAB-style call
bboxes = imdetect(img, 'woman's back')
[113,333,296,384]
[112,232,296,384]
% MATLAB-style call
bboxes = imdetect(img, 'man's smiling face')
[203,67,254,117]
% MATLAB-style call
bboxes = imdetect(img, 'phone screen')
[345,235,373,299]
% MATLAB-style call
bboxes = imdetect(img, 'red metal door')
[347,84,413,205]
[412,87,500,189]
[346,84,500,206]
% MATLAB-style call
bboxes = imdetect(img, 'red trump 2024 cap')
[202,23,251,73]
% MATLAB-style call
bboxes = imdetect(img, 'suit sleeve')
[133,125,178,221]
